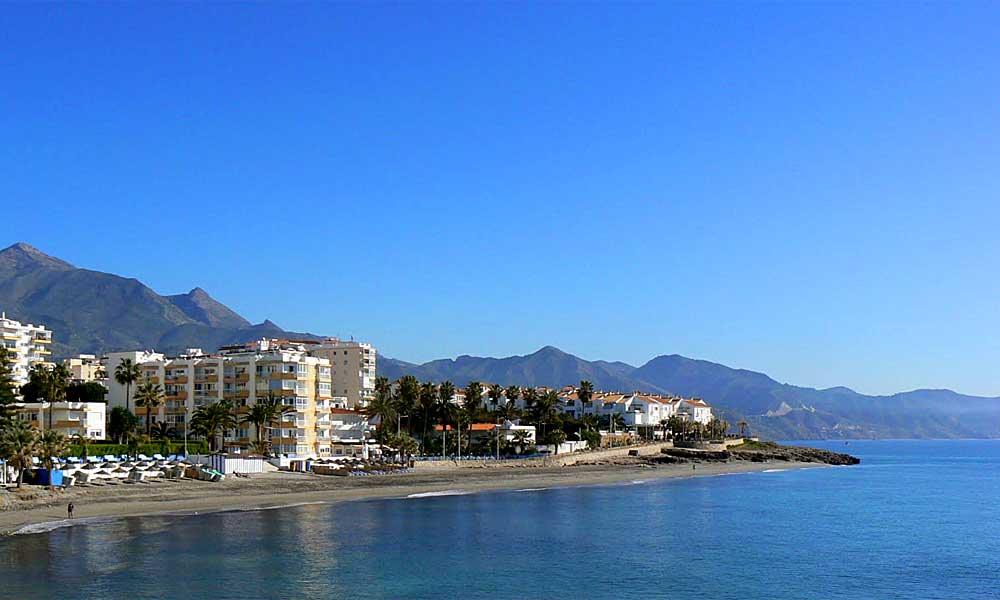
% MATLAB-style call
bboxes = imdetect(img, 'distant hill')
[380,348,1000,440]
[0,242,322,357]
[5,241,998,440]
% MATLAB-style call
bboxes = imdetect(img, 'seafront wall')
[412,442,676,471]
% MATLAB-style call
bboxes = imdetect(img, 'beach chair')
[153,454,165,460]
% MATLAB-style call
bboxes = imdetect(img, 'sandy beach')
[0,459,823,535]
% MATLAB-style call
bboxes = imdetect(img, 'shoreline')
[1,460,825,536]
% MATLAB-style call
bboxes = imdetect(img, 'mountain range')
[380,347,1000,440]
[4,241,999,440]
[0,242,320,358]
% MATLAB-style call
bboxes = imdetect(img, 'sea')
[1,440,997,599]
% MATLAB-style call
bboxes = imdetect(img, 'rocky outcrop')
[658,442,860,466]
[728,443,860,465]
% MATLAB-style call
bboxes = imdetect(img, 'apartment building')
[0,312,53,387]
[558,389,714,428]
[16,401,106,439]
[307,338,376,409]
[63,354,104,383]
[104,350,166,408]
[105,340,370,457]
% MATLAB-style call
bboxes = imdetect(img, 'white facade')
[308,338,376,409]
[17,401,106,439]
[0,312,53,387]
[104,350,166,408]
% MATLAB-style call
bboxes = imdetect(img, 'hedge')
[66,441,209,458]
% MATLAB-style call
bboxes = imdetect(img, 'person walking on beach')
[67,502,75,519]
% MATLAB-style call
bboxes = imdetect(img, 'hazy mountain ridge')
[381,348,1000,440]
[0,242,321,357]
[5,242,998,439]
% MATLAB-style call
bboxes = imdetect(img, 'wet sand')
[0,460,823,535]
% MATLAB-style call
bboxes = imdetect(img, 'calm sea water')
[1,440,998,599]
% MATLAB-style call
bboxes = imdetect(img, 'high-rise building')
[0,312,53,388]
[308,338,376,409]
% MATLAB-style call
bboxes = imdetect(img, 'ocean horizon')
[1,440,997,599]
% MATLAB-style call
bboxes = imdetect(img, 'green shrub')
[66,441,208,458]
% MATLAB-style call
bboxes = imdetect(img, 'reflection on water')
[1,441,998,600]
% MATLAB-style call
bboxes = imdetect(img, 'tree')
[463,381,484,422]
[532,390,559,439]
[190,401,237,452]
[242,392,292,455]
[521,387,538,411]
[134,382,164,436]
[417,382,437,448]
[737,419,749,438]
[368,389,397,439]
[38,429,68,473]
[435,381,456,457]
[487,383,504,412]
[66,381,108,404]
[0,346,18,427]
[150,421,176,441]
[542,428,567,454]
[578,380,594,415]
[395,375,420,434]
[512,429,532,455]
[114,358,142,413]
[0,420,37,487]
[108,406,139,444]
[504,385,520,412]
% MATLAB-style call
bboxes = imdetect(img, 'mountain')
[0,242,321,357]
[379,346,662,395]
[380,348,1000,440]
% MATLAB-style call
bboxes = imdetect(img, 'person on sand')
[692,464,696,471]
[67,502,75,519]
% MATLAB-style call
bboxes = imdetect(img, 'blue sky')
[3,3,999,396]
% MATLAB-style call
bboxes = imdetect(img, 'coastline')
[1,460,824,536]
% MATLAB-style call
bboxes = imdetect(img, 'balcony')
[166,391,188,400]
[165,377,188,385]
[270,372,297,380]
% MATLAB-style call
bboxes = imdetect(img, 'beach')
[0,459,823,535]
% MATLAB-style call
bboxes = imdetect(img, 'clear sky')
[3,3,999,396]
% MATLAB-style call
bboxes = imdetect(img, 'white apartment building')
[558,389,714,429]
[105,340,372,457]
[0,312,54,387]
[306,338,376,409]
[104,350,166,408]
[16,401,106,439]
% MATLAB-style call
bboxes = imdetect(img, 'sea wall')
[412,442,676,471]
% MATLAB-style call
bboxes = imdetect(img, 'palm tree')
[578,380,594,416]
[38,429,68,487]
[521,387,538,411]
[435,381,456,457]
[242,393,293,455]
[532,390,558,440]
[150,421,176,441]
[463,381,483,422]
[0,420,37,488]
[487,383,504,413]
[114,358,142,413]
[504,385,520,412]
[418,382,437,448]
[190,401,237,452]
[134,382,164,436]
[512,429,531,454]
[737,419,749,438]
[395,375,420,435]
[368,389,397,440]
